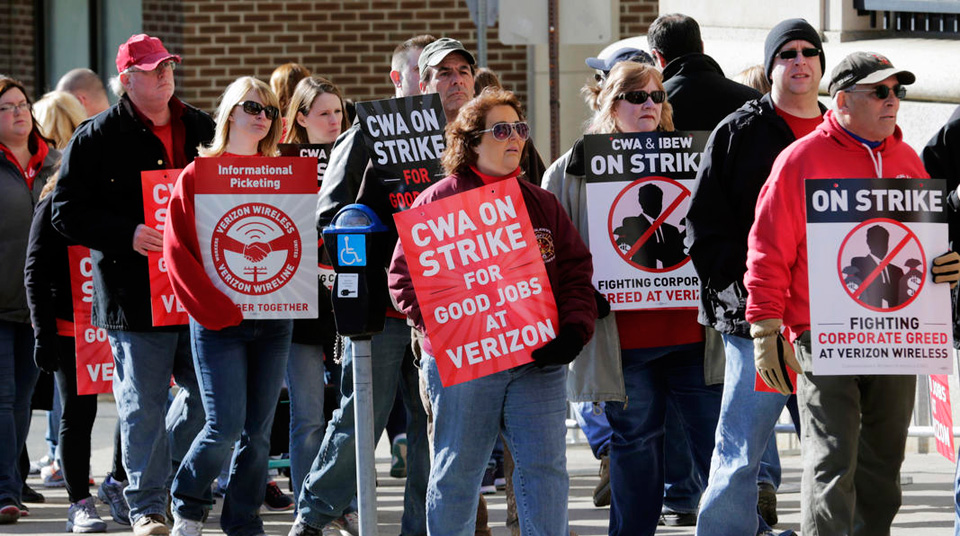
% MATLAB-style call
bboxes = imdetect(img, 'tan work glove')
[750,318,801,396]
[932,251,960,289]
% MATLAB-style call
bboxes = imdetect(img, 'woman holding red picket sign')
[388,87,596,535]
[162,76,292,536]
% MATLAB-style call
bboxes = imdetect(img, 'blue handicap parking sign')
[338,234,367,266]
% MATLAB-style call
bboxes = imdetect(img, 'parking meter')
[322,203,389,338]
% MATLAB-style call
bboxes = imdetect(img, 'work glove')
[594,289,611,319]
[750,318,800,396]
[532,325,585,368]
[33,339,60,373]
[932,251,960,288]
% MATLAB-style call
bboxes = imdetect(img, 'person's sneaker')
[659,511,697,526]
[390,435,407,478]
[133,513,171,536]
[263,481,294,511]
[41,462,66,487]
[287,516,323,536]
[493,458,506,490]
[98,474,131,525]
[66,497,108,533]
[339,512,359,535]
[758,482,778,527]
[29,454,54,476]
[21,482,46,503]
[592,454,610,507]
[18,503,29,517]
[320,518,351,536]
[480,459,497,495]
[171,514,204,536]
[0,502,21,524]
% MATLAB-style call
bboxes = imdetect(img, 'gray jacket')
[542,148,625,403]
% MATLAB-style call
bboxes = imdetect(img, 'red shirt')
[775,106,823,140]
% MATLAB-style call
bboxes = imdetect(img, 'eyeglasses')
[777,48,821,61]
[844,84,907,100]
[615,90,667,105]
[0,102,31,114]
[477,121,530,141]
[126,60,177,76]
[236,101,280,120]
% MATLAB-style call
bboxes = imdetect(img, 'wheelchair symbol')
[337,235,366,266]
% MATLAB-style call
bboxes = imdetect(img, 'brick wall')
[621,0,660,37]
[144,0,187,89]
[0,0,38,97]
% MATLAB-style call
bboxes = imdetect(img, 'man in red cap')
[50,34,215,536]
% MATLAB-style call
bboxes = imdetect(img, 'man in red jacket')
[745,52,960,535]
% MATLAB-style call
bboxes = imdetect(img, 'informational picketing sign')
[584,131,709,310]
[67,246,114,395]
[356,94,446,212]
[806,178,953,375]
[279,143,335,290]
[930,374,955,462]
[141,169,188,326]
[394,178,559,387]
[194,156,319,319]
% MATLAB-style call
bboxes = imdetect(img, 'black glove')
[34,339,60,373]
[594,289,611,319]
[531,325,585,368]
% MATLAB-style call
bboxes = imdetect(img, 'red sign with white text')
[930,374,955,462]
[67,246,114,395]
[394,178,558,386]
[142,169,188,326]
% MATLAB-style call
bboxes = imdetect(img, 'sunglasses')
[778,48,821,60]
[236,101,280,120]
[477,121,530,141]
[615,90,667,105]
[844,84,907,100]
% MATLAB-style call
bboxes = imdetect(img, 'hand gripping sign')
[584,131,709,310]
[806,178,953,375]
[394,178,559,387]
[356,94,446,212]
[142,169,188,326]
[194,156,319,319]
[67,246,114,395]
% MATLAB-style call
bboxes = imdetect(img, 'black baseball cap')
[418,38,476,75]
[829,51,916,96]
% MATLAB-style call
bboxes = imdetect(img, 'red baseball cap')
[116,34,181,74]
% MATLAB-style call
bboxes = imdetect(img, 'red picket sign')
[67,246,114,395]
[930,374,955,462]
[394,178,559,387]
[141,169,188,326]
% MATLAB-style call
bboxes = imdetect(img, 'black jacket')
[921,104,960,348]
[25,195,74,351]
[50,96,215,331]
[686,94,826,337]
[662,53,761,132]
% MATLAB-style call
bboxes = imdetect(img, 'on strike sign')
[141,169,188,326]
[930,374,955,462]
[194,156,319,319]
[584,131,709,311]
[806,178,953,375]
[67,246,114,395]
[394,178,559,387]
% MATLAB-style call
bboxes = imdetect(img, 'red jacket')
[163,159,245,330]
[745,110,928,341]
[388,169,597,357]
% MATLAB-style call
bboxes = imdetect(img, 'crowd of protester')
[2,11,960,536]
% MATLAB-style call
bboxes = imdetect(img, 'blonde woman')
[163,76,289,536]
[33,91,86,149]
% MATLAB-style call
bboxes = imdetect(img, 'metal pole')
[547,0,560,162]
[353,337,378,536]
[477,0,488,67]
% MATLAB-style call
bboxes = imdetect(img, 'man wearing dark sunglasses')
[687,18,826,536]
[50,33,215,536]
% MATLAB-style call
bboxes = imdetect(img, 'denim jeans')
[0,320,38,505]
[663,397,703,514]
[46,387,62,460]
[298,317,428,535]
[421,353,569,536]
[573,401,611,459]
[108,328,204,523]
[604,343,721,536]
[171,319,291,536]
[286,342,326,503]
[696,334,788,536]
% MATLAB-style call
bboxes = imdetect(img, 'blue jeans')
[298,317,428,535]
[286,342,326,503]
[422,354,569,536]
[108,328,204,523]
[663,397,703,514]
[696,334,788,536]
[172,319,291,536]
[604,343,721,536]
[0,320,38,505]
[46,387,62,460]
[574,402,611,458]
